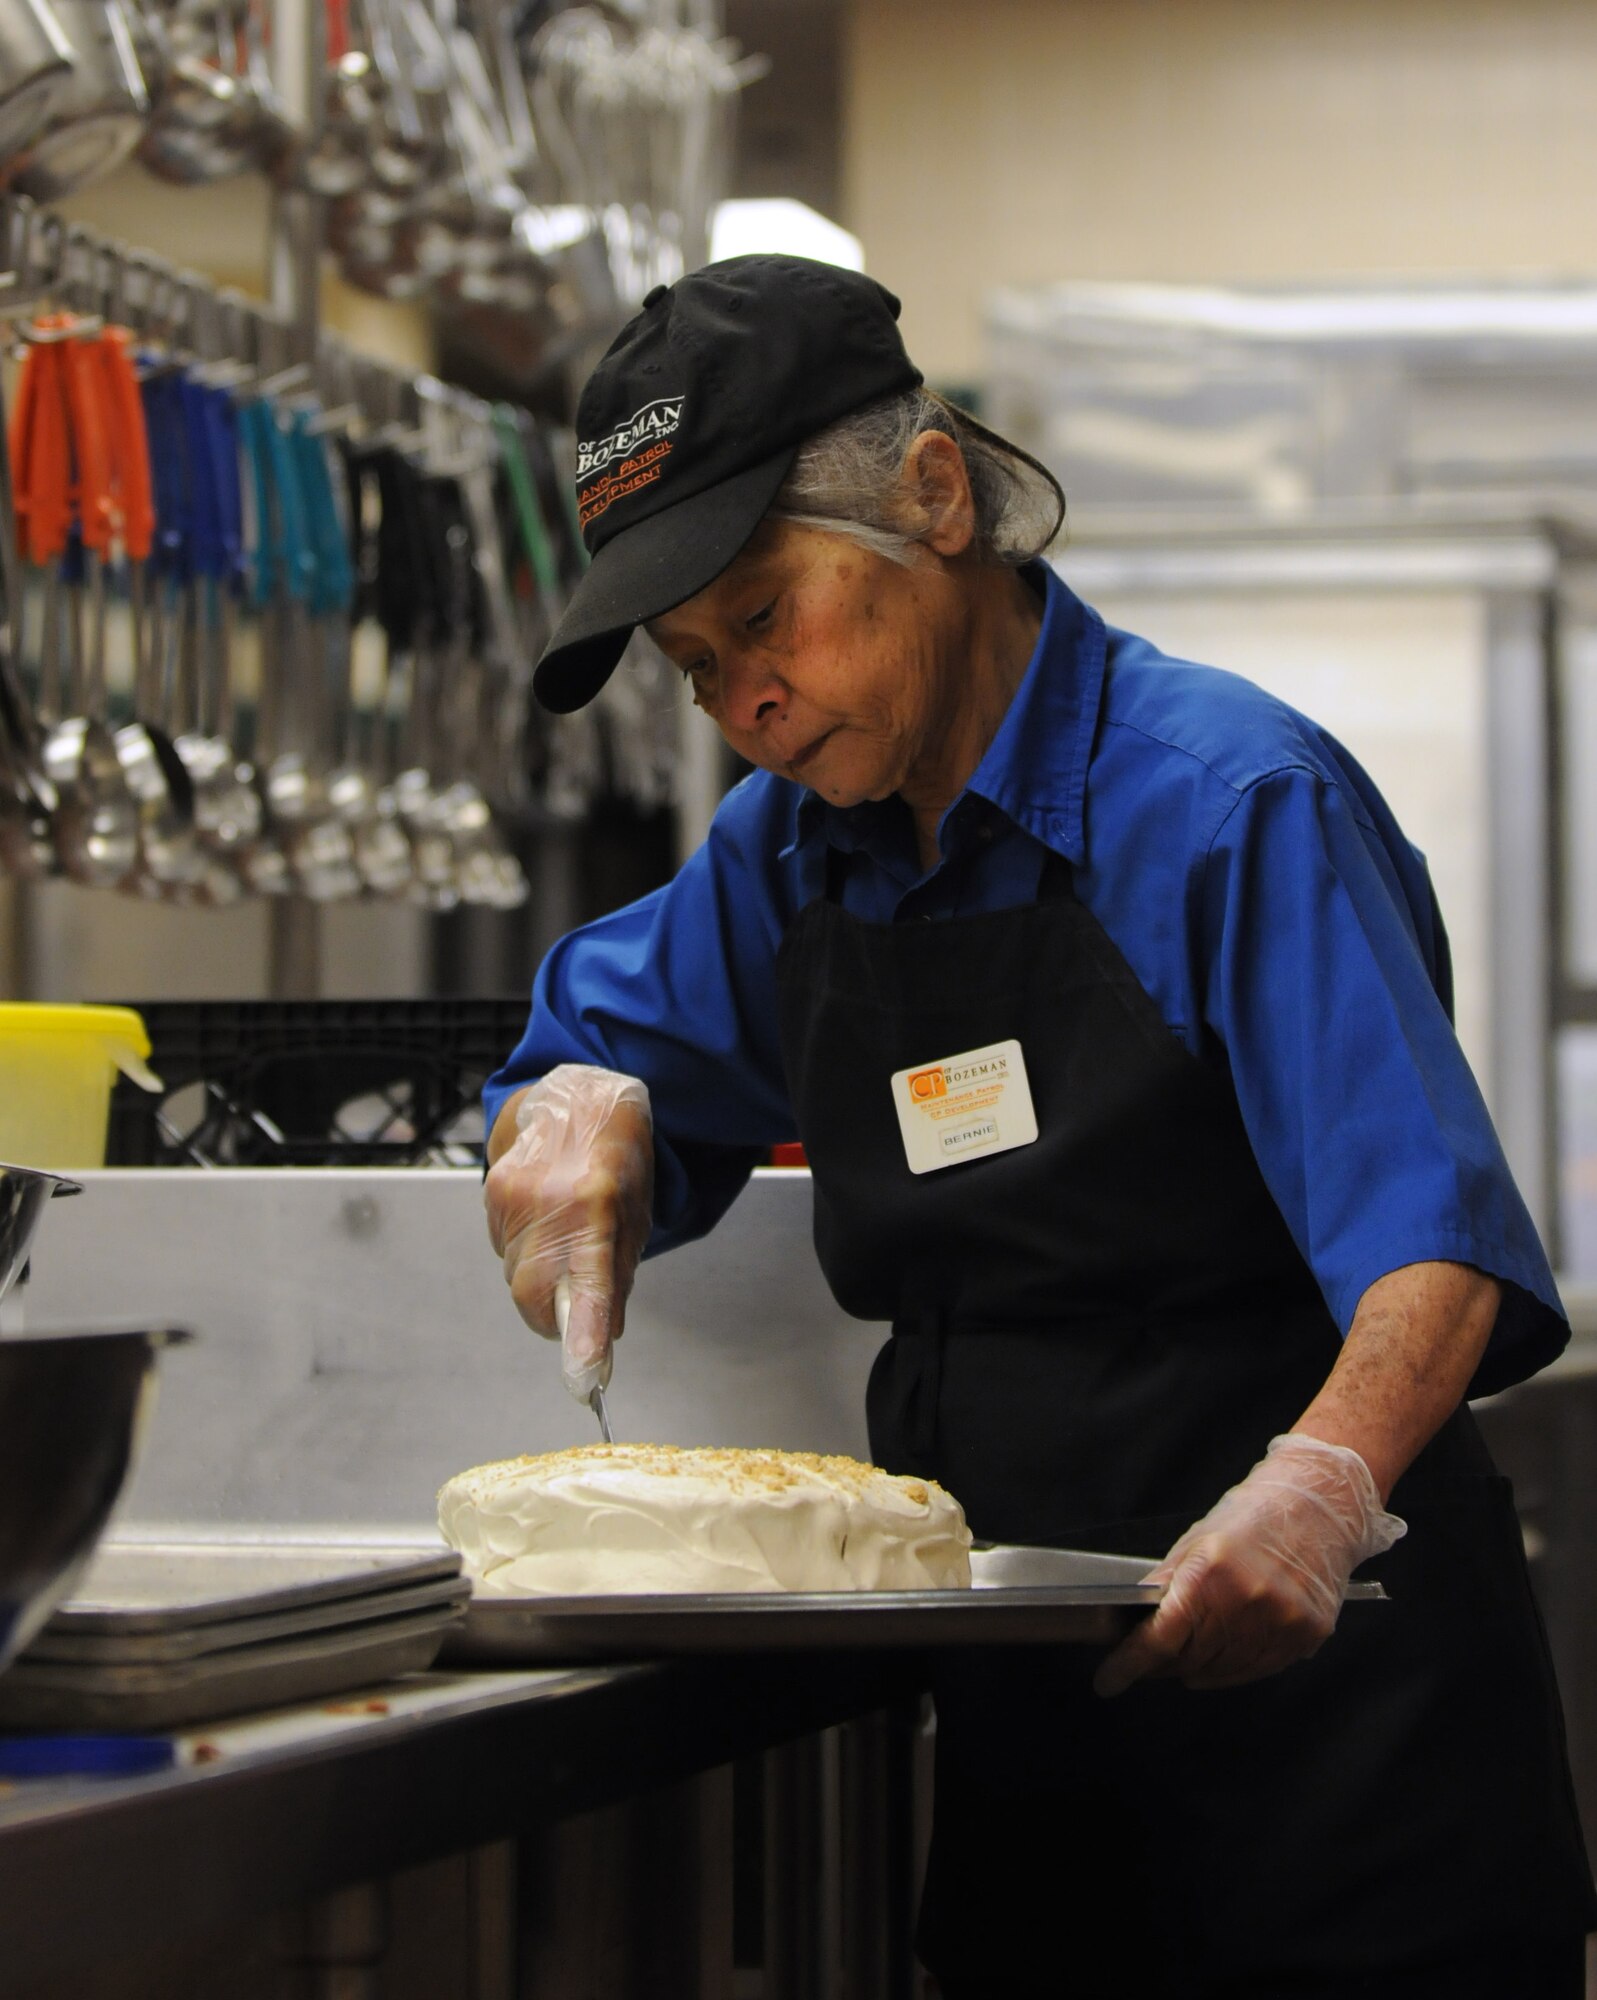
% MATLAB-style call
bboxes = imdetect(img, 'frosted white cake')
[437,1444,973,1596]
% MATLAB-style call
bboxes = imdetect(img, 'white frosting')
[437,1444,973,1596]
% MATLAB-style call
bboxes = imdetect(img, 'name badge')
[890,1038,1039,1176]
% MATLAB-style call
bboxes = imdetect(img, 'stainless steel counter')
[12,1168,1596,1995]
[0,1650,920,1998]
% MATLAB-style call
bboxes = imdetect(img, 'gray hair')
[769,387,1065,567]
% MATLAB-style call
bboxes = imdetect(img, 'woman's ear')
[899,431,977,557]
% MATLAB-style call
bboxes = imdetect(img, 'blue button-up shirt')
[489,565,1566,1396]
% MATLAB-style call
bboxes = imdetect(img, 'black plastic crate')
[106,999,532,1168]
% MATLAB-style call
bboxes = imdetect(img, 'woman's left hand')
[1093,1433,1407,1697]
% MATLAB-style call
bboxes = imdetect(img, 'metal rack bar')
[0,194,494,436]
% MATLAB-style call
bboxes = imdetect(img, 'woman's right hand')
[484,1064,654,1402]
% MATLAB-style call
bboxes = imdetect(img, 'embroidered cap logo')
[576,397,685,531]
[577,397,685,479]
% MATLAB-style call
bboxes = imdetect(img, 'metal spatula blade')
[554,1279,614,1442]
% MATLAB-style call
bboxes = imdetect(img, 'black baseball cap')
[531,255,923,714]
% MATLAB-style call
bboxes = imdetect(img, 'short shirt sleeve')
[1202,764,1567,1396]
[484,775,803,1254]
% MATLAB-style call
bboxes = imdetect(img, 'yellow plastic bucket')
[0,1005,161,1169]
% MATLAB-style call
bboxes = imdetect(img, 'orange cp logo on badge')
[908,1067,947,1101]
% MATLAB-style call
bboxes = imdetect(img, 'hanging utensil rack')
[0,0,721,999]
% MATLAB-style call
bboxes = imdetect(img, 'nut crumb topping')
[470,1443,956,1506]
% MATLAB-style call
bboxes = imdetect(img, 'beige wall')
[844,0,1597,383]
[56,166,432,371]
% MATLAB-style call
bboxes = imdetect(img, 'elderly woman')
[483,257,1594,1997]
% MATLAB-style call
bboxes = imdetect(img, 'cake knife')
[555,1278,615,1443]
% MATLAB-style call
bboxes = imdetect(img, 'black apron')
[775,844,1596,1991]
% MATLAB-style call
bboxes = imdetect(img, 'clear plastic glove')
[483,1064,653,1406]
[1094,1433,1407,1698]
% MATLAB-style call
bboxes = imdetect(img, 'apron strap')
[1038,848,1076,902]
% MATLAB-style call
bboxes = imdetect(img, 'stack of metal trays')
[0,1542,470,1730]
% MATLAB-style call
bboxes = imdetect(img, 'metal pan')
[443,1545,1386,1666]
[23,1574,471,1665]
[34,1538,462,1633]
[969,1544,1383,1597]
[0,1600,465,1730]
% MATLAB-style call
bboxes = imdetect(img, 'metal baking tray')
[37,1541,463,1634]
[443,1544,1385,1666]
[0,1603,466,1732]
[23,1577,471,1667]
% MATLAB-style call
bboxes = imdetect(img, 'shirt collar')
[780,563,1106,867]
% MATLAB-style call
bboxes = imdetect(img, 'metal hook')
[24,210,67,304]
[89,239,127,329]
[252,361,314,401]
[12,321,59,348]
[372,420,430,456]
[141,261,184,353]
[115,249,158,340]
[58,224,102,317]
[305,401,363,436]
[178,268,222,365]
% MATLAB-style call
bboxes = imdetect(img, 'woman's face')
[645,514,975,810]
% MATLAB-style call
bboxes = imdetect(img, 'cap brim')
[532,444,799,714]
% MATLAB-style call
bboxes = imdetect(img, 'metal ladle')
[323,581,413,895]
[359,0,436,191]
[38,540,140,887]
[328,429,412,894]
[0,266,61,879]
[452,448,527,906]
[431,638,526,910]
[167,369,257,865]
[390,646,458,910]
[252,401,359,900]
[51,236,194,886]
[265,561,363,904]
[8,0,150,202]
[358,428,452,903]
[113,596,201,891]
[281,656,362,900]
[394,447,479,906]
[135,7,245,187]
[23,321,137,887]
[296,0,376,198]
[0,659,57,878]
[180,567,262,858]
[284,407,365,900]
[87,312,202,893]
[223,386,294,897]
[349,697,414,896]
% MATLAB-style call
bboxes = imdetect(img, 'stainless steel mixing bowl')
[0,1326,188,1670]
[0,1161,80,1307]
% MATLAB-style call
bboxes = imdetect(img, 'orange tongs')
[97,327,154,568]
[10,315,158,707]
[9,319,75,571]
[9,315,140,571]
